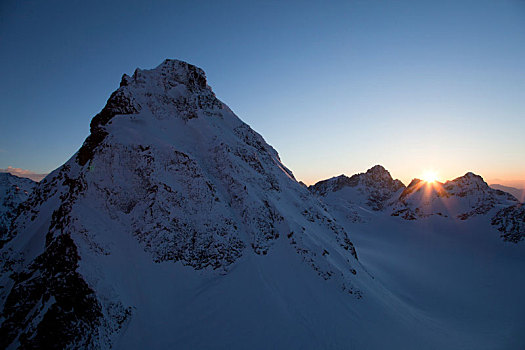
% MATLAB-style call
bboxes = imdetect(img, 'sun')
[422,170,438,183]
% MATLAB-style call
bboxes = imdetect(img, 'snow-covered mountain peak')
[123,59,210,93]
[365,164,394,180]
[28,59,360,271]
[309,166,405,219]
[443,172,493,195]
[76,59,227,166]
[310,165,404,196]
[0,60,365,348]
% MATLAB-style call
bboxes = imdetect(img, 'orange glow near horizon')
[421,170,439,183]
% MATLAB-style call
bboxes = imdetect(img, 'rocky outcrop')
[492,203,525,243]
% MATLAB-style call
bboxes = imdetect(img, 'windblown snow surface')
[0,60,524,349]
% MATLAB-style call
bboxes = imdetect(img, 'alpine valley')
[1,60,524,349]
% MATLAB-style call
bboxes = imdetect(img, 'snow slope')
[344,213,525,350]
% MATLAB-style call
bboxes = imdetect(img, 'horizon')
[2,162,524,191]
[1,1,524,189]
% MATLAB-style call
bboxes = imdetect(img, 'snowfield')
[340,213,525,349]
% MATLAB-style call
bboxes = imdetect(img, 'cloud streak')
[0,166,48,182]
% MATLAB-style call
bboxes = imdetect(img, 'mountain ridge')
[311,167,521,228]
[0,59,368,349]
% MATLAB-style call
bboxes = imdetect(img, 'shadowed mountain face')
[0,60,365,349]
[0,173,36,246]
[492,203,525,243]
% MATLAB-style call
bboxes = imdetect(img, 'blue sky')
[1,0,524,185]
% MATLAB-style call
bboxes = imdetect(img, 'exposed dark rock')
[77,89,140,166]
[492,203,525,243]
[0,234,102,349]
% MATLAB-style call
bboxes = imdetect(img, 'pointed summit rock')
[308,165,405,224]
[310,165,405,211]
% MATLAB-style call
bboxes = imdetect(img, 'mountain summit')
[309,165,405,211]
[0,60,369,349]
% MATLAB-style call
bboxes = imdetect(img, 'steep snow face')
[309,165,405,222]
[0,173,36,245]
[0,60,363,349]
[391,172,518,220]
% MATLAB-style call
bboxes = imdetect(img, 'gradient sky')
[1,0,524,186]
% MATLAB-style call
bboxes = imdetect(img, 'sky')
[0,0,524,187]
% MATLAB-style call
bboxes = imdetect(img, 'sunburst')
[422,170,438,183]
